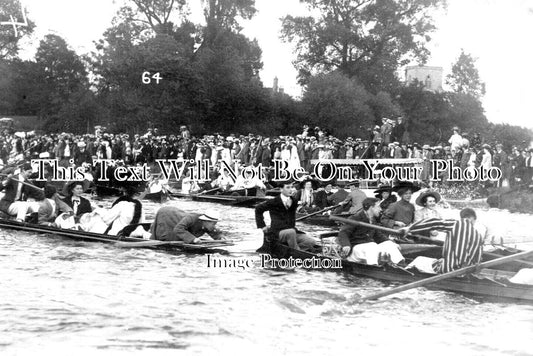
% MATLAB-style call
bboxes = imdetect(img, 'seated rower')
[404,208,484,274]
[0,162,42,222]
[255,180,318,252]
[131,206,222,242]
[62,181,92,222]
[337,198,404,265]
[314,182,333,210]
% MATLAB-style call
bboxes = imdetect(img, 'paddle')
[330,215,442,245]
[295,203,343,222]
[359,248,533,301]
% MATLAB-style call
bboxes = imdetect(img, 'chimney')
[273,76,279,93]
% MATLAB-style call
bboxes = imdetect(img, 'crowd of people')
[0,119,530,190]
[0,119,528,279]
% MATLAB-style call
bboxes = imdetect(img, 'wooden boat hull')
[264,241,533,303]
[172,193,272,207]
[143,190,168,203]
[0,219,233,253]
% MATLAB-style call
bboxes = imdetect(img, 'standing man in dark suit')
[255,181,317,251]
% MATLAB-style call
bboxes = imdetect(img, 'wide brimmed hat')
[415,190,441,206]
[297,175,319,190]
[62,180,91,196]
[392,181,420,194]
[374,184,393,197]
[199,210,220,222]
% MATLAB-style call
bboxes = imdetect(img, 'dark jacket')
[150,206,221,243]
[337,209,388,248]
[61,195,92,217]
[314,190,333,209]
[255,194,300,237]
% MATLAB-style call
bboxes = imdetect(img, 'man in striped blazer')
[402,208,484,274]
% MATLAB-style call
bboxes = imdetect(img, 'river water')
[1,198,532,355]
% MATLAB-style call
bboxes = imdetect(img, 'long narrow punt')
[0,219,233,253]
[265,241,533,303]
[169,192,272,207]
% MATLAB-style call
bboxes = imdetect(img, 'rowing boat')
[143,190,169,203]
[262,240,533,303]
[0,219,234,253]
[171,192,272,207]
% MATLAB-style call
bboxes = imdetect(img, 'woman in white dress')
[80,184,144,235]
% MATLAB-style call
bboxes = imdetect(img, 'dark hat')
[415,190,441,206]
[297,175,319,190]
[374,184,393,198]
[63,180,90,196]
[393,181,420,195]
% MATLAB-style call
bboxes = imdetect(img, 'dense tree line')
[0,0,531,148]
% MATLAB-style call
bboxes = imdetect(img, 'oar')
[116,239,233,248]
[197,187,221,196]
[10,178,44,192]
[295,203,343,222]
[330,216,441,245]
[359,248,533,301]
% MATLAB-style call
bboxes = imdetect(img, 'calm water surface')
[1,198,532,355]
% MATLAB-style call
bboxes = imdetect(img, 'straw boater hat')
[199,210,220,222]
[415,190,441,207]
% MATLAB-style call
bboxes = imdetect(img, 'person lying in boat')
[255,180,318,252]
[61,181,92,222]
[337,197,405,266]
[402,208,484,274]
[77,184,145,235]
[130,206,222,242]
[0,162,42,222]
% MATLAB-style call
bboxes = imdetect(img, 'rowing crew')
[255,179,497,275]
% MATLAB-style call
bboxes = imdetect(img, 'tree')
[446,49,485,99]
[300,71,375,137]
[281,0,446,92]
[34,34,89,118]
[0,0,35,59]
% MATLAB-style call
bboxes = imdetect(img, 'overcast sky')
[9,0,533,129]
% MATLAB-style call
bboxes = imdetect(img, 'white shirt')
[280,194,292,209]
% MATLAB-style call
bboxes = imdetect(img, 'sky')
[5,0,533,129]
